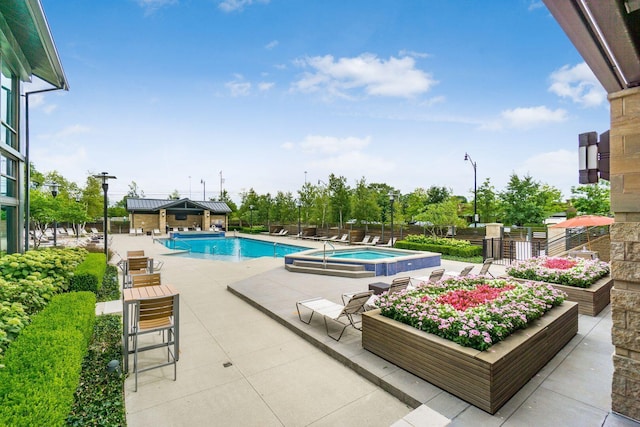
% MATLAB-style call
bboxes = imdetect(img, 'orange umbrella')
[550,215,614,228]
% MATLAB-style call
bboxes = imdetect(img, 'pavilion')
[126,198,232,233]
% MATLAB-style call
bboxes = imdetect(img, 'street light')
[49,182,59,247]
[464,153,478,228]
[296,199,302,237]
[93,172,117,259]
[388,192,395,247]
[249,204,254,230]
[200,179,206,200]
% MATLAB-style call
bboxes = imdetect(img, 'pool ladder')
[273,242,279,257]
[323,241,336,269]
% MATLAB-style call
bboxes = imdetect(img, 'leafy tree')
[498,174,562,225]
[404,188,429,221]
[476,178,499,223]
[570,181,611,215]
[327,174,350,229]
[297,182,315,226]
[426,185,451,205]
[82,175,104,220]
[350,177,380,227]
[168,189,181,200]
[415,197,467,236]
[218,190,237,212]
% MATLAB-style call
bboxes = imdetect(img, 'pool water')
[162,237,309,262]
[318,249,404,260]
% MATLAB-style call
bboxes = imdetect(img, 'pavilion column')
[609,87,640,422]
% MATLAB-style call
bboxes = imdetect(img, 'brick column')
[609,87,640,422]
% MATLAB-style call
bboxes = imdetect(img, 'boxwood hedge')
[70,253,107,293]
[0,292,96,427]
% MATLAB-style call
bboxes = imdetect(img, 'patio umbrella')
[550,215,613,251]
[550,215,614,228]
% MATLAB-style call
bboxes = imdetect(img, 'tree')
[404,188,429,221]
[168,189,181,200]
[426,185,451,205]
[219,190,237,212]
[570,181,611,215]
[415,197,467,236]
[498,174,563,225]
[350,177,380,227]
[476,178,499,223]
[327,174,350,230]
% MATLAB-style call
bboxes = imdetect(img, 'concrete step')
[285,264,376,278]
[291,260,366,271]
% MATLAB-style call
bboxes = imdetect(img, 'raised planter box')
[362,302,578,414]
[510,275,612,316]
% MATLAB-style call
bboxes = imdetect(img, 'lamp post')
[389,192,395,247]
[93,172,117,259]
[296,199,302,236]
[49,182,59,247]
[249,205,254,230]
[200,179,206,200]
[464,153,478,227]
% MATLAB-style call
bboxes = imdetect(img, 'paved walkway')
[109,233,640,427]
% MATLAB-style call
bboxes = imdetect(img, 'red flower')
[543,258,577,270]
[436,284,515,311]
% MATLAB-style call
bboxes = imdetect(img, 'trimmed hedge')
[395,240,482,257]
[0,292,96,427]
[96,265,120,302]
[70,253,107,293]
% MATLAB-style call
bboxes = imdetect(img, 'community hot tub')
[284,246,441,276]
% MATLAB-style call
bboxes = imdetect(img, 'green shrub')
[0,276,57,316]
[70,253,107,293]
[67,314,125,427]
[0,301,29,362]
[0,292,96,427]
[96,265,120,302]
[0,248,87,291]
[395,240,482,257]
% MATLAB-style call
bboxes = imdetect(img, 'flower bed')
[363,277,578,413]
[505,256,612,315]
[505,256,609,288]
[376,277,566,350]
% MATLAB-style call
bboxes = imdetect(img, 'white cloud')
[225,75,252,96]
[515,149,576,198]
[258,82,274,91]
[265,40,278,50]
[43,104,58,114]
[297,135,371,154]
[398,49,430,59]
[548,63,607,107]
[292,53,437,98]
[40,124,91,140]
[136,0,177,14]
[501,106,568,129]
[281,142,294,150]
[218,0,269,12]
[528,1,545,11]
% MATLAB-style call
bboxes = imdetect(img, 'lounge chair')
[363,236,380,246]
[296,291,373,341]
[181,227,189,232]
[479,258,495,278]
[353,235,371,245]
[279,229,289,236]
[458,265,474,277]
[153,229,161,236]
[343,276,411,310]
[320,235,338,241]
[335,234,349,244]
[379,237,396,247]
[412,268,446,286]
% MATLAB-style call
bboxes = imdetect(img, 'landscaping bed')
[363,302,578,414]
[506,256,612,316]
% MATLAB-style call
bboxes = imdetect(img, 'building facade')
[0,1,68,253]
[126,198,232,233]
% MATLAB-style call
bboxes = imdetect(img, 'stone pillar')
[159,209,166,234]
[609,87,640,422]
[485,223,502,239]
[203,210,210,230]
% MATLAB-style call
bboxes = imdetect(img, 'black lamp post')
[464,153,478,228]
[93,172,117,259]
[296,199,302,236]
[249,204,254,230]
[49,182,59,247]
[389,192,395,247]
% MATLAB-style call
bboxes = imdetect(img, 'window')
[0,155,16,197]
[0,66,16,149]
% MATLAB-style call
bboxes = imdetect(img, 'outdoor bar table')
[122,284,179,373]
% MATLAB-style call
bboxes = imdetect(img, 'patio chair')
[132,294,178,391]
[479,258,495,278]
[428,268,446,282]
[353,235,371,245]
[336,234,349,244]
[458,265,474,277]
[131,273,162,288]
[127,250,145,258]
[363,236,380,246]
[296,291,373,341]
[378,237,396,247]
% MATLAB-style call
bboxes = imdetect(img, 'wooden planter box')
[362,302,578,414]
[510,275,612,316]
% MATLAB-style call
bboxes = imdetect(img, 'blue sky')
[29,0,609,204]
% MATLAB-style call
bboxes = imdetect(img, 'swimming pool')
[161,237,309,261]
[285,246,441,276]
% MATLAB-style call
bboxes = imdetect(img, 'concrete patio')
[109,233,640,427]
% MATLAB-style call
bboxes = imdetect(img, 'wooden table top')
[123,284,178,302]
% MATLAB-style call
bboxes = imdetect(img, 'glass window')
[0,156,16,197]
[1,67,16,149]
[0,205,17,254]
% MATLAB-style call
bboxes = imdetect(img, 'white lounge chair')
[363,236,380,246]
[353,235,371,245]
[296,291,373,341]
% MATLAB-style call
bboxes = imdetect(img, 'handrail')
[323,241,336,268]
[171,239,192,252]
[273,242,279,257]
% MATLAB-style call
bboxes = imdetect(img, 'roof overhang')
[0,0,68,90]
[543,0,640,93]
